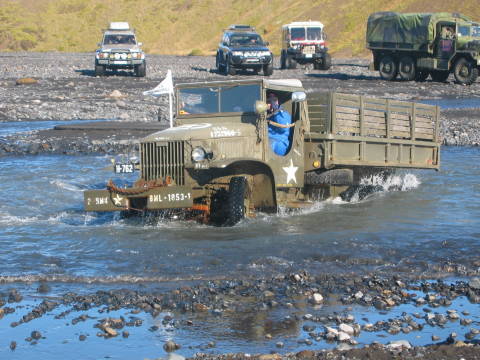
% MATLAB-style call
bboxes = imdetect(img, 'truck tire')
[378,55,397,81]
[287,55,297,69]
[135,62,146,77]
[94,63,105,76]
[430,70,450,82]
[414,69,429,82]
[263,63,273,76]
[398,56,415,81]
[453,58,479,85]
[226,176,249,226]
[225,60,236,76]
[319,53,332,70]
[280,50,287,69]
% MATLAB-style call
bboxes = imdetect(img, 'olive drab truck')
[367,12,480,85]
[281,21,331,70]
[84,79,440,226]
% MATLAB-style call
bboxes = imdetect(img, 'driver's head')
[267,93,279,113]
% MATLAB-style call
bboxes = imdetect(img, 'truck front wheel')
[453,58,479,85]
[318,53,332,70]
[226,176,249,226]
[398,56,415,81]
[379,56,397,81]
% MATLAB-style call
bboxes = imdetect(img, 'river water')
[1,115,480,358]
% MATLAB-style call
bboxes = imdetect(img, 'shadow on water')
[305,72,378,81]
[75,69,139,77]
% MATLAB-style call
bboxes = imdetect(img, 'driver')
[267,93,293,156]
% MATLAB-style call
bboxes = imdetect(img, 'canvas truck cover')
[366,12,471,50]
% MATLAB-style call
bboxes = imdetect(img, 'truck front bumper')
[84,185,193,212]
[291,52,328,63]
[97,59,144,67]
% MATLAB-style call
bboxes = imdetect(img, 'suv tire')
[263,63,273,76]
[225,60,236,76]
[453,57,479,85]
[287,55,297,69]
[95,63,105,77]
[280,50,287,69]
[379,55,397,81]
[319,53,332,70]
[135,62,146,77]
[216,52,225,73]
[398,56,415,81]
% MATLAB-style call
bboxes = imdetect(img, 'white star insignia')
[283,159,298,184]
[113,194,124,206]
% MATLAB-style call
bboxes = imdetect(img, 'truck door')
[265,90,305,188]
[436,23,456,60]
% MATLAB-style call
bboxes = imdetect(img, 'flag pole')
[168,91,173,128]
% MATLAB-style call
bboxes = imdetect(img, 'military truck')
[95,22,146,77]
[367,12,480,85]
[84,79,440,225]
[280,21,331,70]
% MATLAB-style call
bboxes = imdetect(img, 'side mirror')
[138,42,143,46]
[255,100,268,114]
[264,41,270,46]
[292,92,306,102]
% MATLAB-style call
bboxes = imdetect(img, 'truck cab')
[281,21,331,70]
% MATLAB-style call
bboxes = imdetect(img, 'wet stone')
[79,334,86,341]
[10,341,16,350]
[31,331,42,340]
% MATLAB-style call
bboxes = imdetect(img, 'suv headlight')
[232,51,243,56]
[191,147,206,162]
[260,51,271,56]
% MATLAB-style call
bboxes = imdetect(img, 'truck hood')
[100,45,142,51]
[143,122,257,142]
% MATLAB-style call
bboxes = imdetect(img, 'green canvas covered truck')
[84,79,440,225]
[367,12,480,84]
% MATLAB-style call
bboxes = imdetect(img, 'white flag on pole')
[143,69,173,96]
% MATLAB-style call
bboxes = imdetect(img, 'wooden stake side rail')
[306,92,440,170]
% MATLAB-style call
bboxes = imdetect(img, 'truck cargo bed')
[306,92,440,170]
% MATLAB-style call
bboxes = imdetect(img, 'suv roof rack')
[227,24,255,32]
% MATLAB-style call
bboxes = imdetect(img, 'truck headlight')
[191,147,206,162]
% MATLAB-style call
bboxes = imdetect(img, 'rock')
[103,327,118,337]
[432,335,440,341]
[31,331,42,340]
[263,290,275,298]
[386,340,412,350]
[37,282,50,293]
[122,331,129,338]
[338,331,351,342]
[258,355,281,360]
[296,350,315,358]
[79,334,86,341]
[10,341,16,350]
[16,78,38,85]
[311,293,323,304]
[0,308,4,319]
[163,340,180,352]
[337,343,353,351]
[276,341,284,348]
[109,90,124,98]
[339,323,354,335]
[469,277,480,290]
[193,303,208,312]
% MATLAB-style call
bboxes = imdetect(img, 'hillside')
[1,0,480,56]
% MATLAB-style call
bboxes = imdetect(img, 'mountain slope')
[1,0,479,56]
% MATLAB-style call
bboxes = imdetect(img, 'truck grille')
[140,141,185,185]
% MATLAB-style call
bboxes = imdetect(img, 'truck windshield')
[472,26,480,37]
[290,28,305,41]
[103,34,136,45]
[307,27,322,40]
[179,84,261,115]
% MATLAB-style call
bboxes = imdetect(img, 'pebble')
[163,340,180,352]
[10,341,16,350]
[311,293,323,304]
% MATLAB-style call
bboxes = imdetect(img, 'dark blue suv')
[216,25,274,76]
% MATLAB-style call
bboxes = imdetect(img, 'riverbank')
[1,52,480,156]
